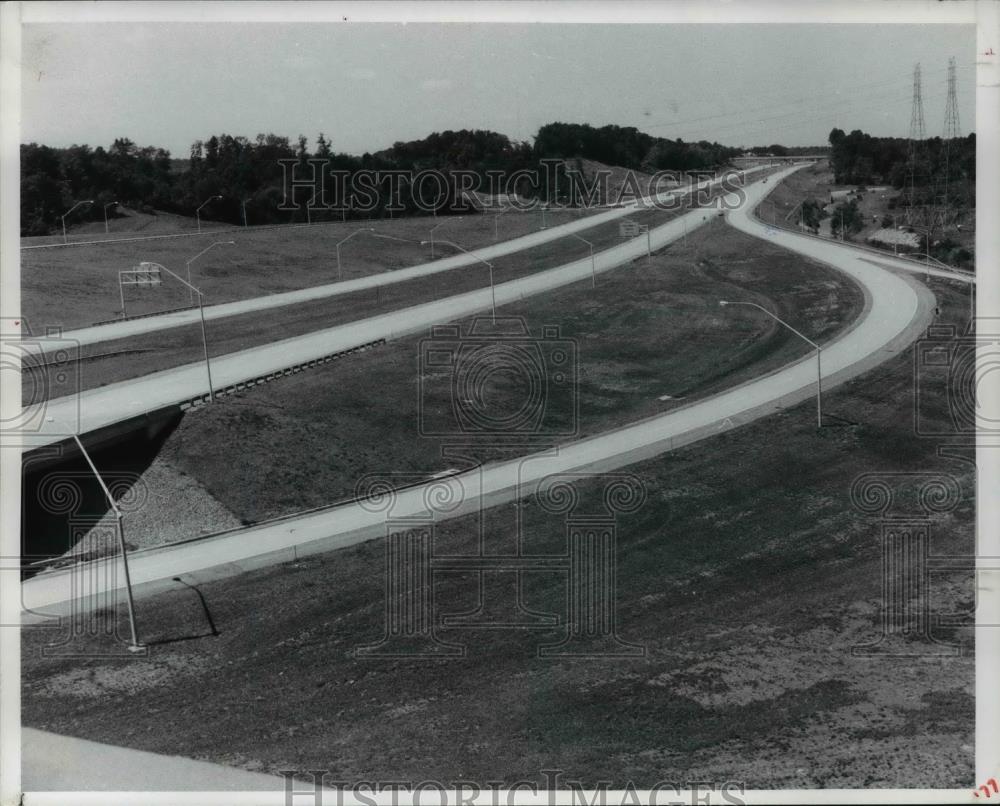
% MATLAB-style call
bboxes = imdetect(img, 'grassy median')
[148,218,859,527]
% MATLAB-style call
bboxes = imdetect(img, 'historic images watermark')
[280,771,747,806]
[913,319,1000,439]
[418,317,578,443]
[353,315,648,658]
[278,159,747,216]
[847,315,1000,658]
[352,468,646,659]
[849,471,969,656]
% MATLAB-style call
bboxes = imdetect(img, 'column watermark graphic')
[353,468,647,659]
[849,471,969,656]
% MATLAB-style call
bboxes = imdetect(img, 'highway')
[21,165,962,620]
[21,166,770,354]
[23,171,776,451]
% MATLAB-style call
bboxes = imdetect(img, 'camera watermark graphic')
[849,471,974,656]
[354,467,646,659]
[1,318,81,438]
[280,770,746,806]
[418,317,578,442]
[914,320,1000,439]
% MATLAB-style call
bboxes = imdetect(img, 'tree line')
[23,123,753,236]
[827,127,975,206]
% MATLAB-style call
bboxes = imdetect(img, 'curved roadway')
[21,165,972,619]
[25,171,782,451]
[22,167,772,353]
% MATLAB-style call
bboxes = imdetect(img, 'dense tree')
[20,122,806,235]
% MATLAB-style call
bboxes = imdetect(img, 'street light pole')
[719,300,823,428]
[139,262,216,402]
[569,233,597,288]
[422,239,496,322]
[103,201,119,235]
[60,200,94,244]
[185,241,235,305]
[429,220,447,258]
[334,228,376,281]
[196,195,222,234]
[71,435,143,653]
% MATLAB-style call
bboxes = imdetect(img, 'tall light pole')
[60,199,93,244]
[719,300,823,428]
[494,208,509,242]
[139,262,216,402]
[305,187,322,226]
[428,220,448,258]
[241,198,251,228]
[335,228,375,281]
[196,195,222,234]
[185,240,235,305]
[422,239,496,323]
[103,201,119,235]
[569,233,597,288]
[71,435,143,653]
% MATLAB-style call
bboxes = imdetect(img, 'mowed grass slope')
[22,277,973,789]
[152,219,861,527]
[21,168,781,333]
[30,205,700,400]
[20,208,597,331]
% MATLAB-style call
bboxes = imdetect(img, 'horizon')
[21,22,975,159]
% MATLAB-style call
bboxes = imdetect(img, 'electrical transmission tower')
[907,62,926,226]
[941,56,961,222]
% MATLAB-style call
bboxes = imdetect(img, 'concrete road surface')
[17,167,963,794]
[22,170,782,451]
[22,728,287,792]
[20,166,770,354]
[20,165,946,623]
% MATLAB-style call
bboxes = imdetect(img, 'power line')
[640,60,969,138]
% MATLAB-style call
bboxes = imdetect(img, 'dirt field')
[21,276,973,789]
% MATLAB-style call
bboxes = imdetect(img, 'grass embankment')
[28,180,772,401]
[20,208,598,331]
[154,218,860,526]
[22,275,973,789]
[21,168,781,333]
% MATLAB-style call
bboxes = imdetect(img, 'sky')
[20,22,976,157]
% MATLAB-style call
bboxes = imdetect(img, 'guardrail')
[91,303,199,327]
[179,337,387,410]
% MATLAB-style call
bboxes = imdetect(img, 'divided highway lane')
[21,165,948,618]
[24,172,780,452]
[20,166,772,354]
